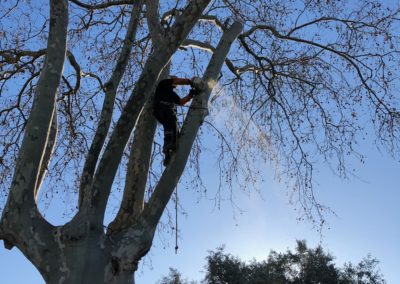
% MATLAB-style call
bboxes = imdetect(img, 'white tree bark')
[0,0,68,279]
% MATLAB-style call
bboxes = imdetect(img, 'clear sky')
[0,133,399,283]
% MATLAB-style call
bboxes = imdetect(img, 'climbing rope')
[174,185,179,254]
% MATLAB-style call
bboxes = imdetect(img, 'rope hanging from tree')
[174,185,179,254]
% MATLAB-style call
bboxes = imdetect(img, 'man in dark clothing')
[153,76,197,166]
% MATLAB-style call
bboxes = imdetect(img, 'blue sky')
[0,134,399,283]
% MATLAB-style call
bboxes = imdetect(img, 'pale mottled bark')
[0,0,68,276]
[78,0,144,208]
[145,0,164,43]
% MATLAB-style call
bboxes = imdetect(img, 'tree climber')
[153,76,199,166]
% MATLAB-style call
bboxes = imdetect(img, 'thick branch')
[107,102,157,234]
[198,15,226,31]
[0,0,68,268]
[181,39,261,77]
[181,39,216,53]
[145,0,164,43]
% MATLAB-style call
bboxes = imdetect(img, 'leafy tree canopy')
[159,240,386,284]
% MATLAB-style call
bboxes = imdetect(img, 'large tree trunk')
[45,237,110,284]
[37,227,149,284]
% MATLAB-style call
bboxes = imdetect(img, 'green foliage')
[158,268,197,284]
[160,240,386,284]
[340,255,386,284]
[204,241,385,284]
[204,241,340,284]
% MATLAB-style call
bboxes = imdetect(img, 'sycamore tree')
[0,0,399,283]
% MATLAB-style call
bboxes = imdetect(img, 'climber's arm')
[171,77,192,86]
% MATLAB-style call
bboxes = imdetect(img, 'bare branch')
[198,15,226,31]
[240,24,394,114]
[66,51,82,94]
[181,38,262,77]
[0,49,45,65]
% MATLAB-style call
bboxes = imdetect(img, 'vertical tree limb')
[78,0,144,208]
[0,0,68,268]
[145,0,164,43]
[107,0,167,233]
[107,102,157,233]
